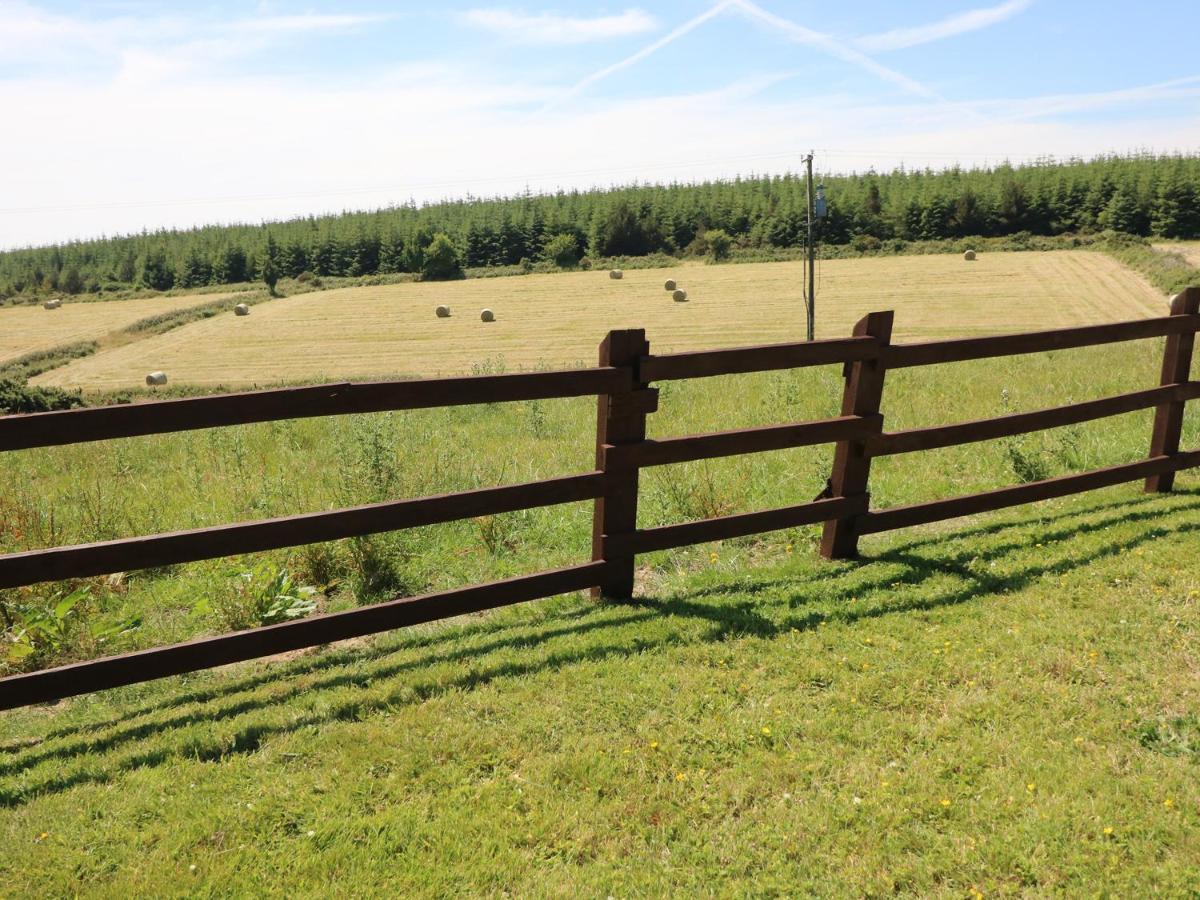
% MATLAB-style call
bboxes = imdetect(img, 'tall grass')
[2,335,1193,675]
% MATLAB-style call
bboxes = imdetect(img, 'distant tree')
[703,228,732,262]
[138,248,175,291]
[420,233,463,280]
[60,266,85,295]
[261,233,280,295]
[542,232,580,269]
[1100,186,1148,235]
[1153,172,1200,239]
[215,246,249,284]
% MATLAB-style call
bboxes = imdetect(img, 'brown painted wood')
[610,414,882,468]
[886,314,1200,369]
[0,472,605,589]
[0,562,607,711]
[820,311,894,559]
[0,368,630,452]
[1147,289,1200,492]
[638,335,878,382]
[610,495,869,556]
[859,450,1200,535]
[591,330,652,600]
[870,383,1200,457]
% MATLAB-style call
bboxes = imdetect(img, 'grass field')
[3,251,1199,893]
[0,293,239,368]
[34,251,1166,390]
[1157,241,1200,269]
[1,484,1199,895]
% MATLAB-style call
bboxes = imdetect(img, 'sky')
[1,0,1199,249]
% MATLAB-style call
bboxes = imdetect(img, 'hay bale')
[963,249,976,261]
[480,309,495,322]
[609,269,623,280]
[664,279,676,291]
[435,305,451,318]
[672,289,688,303]
[234,303,250,316]
[145,371,168,386]
[43,298,62,310]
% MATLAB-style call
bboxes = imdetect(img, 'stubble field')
[33,251,1166,391]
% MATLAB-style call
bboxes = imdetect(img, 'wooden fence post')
[1146,286,1200,493]
[820,310,894,559]
[592,329,655,600]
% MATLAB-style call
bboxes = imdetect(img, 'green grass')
[2,336,1200,893]
[1,486,1199,895]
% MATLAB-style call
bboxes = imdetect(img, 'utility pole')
[804,151,815,342]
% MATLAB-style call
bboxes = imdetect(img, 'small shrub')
[421,233,464,281]
[542,233,581,269]
[0,377,85,414]
[196,562,318,632]
[703,229,733,262]
[1,585,139,672]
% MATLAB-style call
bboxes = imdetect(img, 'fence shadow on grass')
[2,487,1199,809]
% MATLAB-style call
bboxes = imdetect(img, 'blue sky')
[1,0,1198,247]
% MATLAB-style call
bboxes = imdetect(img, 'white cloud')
[459,8,657,44]
[855,0,1033,52]
[0,1,389,73]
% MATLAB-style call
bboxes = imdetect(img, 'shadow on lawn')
[2,487,1198,808]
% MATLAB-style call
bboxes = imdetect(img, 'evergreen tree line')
[2,153,1198,298]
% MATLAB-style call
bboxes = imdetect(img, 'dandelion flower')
[1164,798,1175,809]
[940,798,951,808]
[1027,783,1036,792]
[761,726,772,736]
[1103,826,1114,836]
[675,772,687,782]
[649,741,659,751]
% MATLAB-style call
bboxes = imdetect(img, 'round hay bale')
[672,289,688,303]
[664,279,676,291]
[435,305,451,318]
[43,299,62,310]
[480,308,495,322]
[963,249,976,261]
[609,269,623,280]
[145,371,168,386]
[234,303,250,316]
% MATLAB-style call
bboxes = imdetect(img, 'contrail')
[545,0,943,111]
[543,0,736,110]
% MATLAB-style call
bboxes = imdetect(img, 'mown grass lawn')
[2,482,1198,896]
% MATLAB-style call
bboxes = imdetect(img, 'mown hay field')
[35,251,1166,390]
[1156,240,1200,269]
[0,293,239,367]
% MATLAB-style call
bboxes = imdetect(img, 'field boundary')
[1,286,1197,710]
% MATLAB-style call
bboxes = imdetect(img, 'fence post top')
[1172,287,1200,313]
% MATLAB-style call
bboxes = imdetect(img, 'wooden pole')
[592,329,655,600]
[820,310,893,559]
[805,152,815,342]
[1146,286,1200,492]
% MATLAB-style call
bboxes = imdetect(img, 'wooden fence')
[1,286,1197,710]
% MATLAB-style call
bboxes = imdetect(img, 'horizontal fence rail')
[2,287,1198,710]
[0,368,630,452]
[0,563,607,710]
[0,473,606,590]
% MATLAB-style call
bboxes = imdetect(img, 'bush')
[542,233,581,269]
[703,229,733,262]
[0,378,85,414]
[421,233,463,281]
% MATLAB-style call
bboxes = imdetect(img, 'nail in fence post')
[820,310,894,560]
[1146,286,1200,493]
[592,329,654,600]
